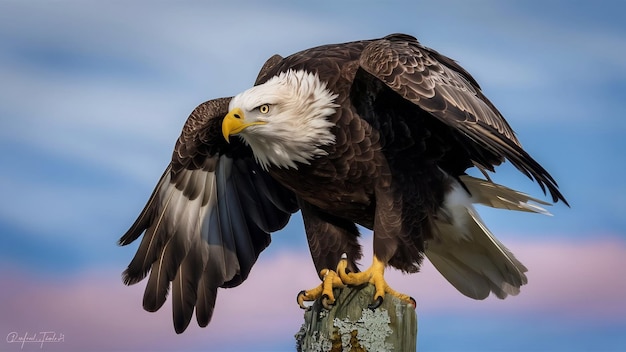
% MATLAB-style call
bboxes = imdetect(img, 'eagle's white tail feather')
[460,175,552,215]
[426,176,544,300]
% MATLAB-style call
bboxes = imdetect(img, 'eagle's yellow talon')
[338,255,415,308]
[297,268,345,309]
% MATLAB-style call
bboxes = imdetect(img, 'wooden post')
[295,284,417,351]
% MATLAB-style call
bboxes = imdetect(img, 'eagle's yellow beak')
[222,107,267,143]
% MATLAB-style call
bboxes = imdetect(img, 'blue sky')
[1,0,625,351]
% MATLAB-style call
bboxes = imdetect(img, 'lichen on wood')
[295,284,417,352]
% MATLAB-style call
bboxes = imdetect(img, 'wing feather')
[359,33,567,205]
[172,233,204,333]
[119,96,297,333]
[215,157,249,282]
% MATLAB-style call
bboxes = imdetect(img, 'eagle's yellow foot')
[338,254,416,310]
[297,268,345,310]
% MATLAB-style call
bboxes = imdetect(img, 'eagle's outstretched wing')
[359,33,567,205]
[119,97,297,333]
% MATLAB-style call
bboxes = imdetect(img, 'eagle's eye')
[258,104,270,114]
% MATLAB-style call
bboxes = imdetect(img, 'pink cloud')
[1,236,624,351]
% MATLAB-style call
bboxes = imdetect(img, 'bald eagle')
[120,33,567,333]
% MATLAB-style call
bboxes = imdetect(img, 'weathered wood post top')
[296,284,418,352]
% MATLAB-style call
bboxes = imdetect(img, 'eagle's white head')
[222,69,339,170]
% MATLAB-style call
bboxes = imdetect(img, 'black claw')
[368,296,383,310]
[321,294,333,310]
